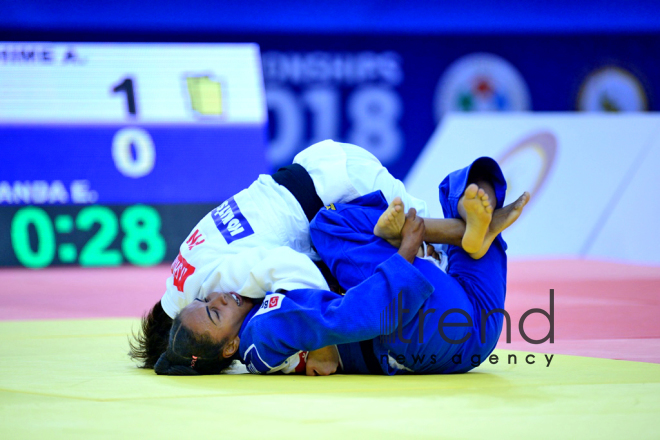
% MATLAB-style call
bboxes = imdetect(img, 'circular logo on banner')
[577,67,648,112]
[497,131,557,205]
[434,53,531,123]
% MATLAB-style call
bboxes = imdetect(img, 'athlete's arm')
[310,194,426,291]
[397,208,425,264]
[240,252,434,374]
[304,209,424,377]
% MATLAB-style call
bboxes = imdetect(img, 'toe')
[465,184,478,199]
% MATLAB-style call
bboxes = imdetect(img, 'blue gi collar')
[238,302,261,339]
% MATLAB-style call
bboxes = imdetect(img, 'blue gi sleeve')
[240,253,434,374]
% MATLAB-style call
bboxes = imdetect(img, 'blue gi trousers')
[310,157,508,374]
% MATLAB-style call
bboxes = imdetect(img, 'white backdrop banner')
[405,113,660,265]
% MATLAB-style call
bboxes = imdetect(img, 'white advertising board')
[405,114,660,264]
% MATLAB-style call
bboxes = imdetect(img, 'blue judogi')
[237,252,435,374]
[310,157,508,374]
[238,157,508,375]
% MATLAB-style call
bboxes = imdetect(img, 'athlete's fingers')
[307,362,336,376]
[306,346,339,376]
[305,363,317,376]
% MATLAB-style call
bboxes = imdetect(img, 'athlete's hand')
[426,243,440,260]
[306,345,339,376]
[398,208,425,264]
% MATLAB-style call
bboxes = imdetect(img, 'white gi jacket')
[161,140,430,318]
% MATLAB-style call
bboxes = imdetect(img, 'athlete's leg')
[289,140,430,260]
[438,157,528,355]
[468,192,529,259]
[457,179,495,221]
[293,140,429,216]
[373,183,526,254]
[339,142,429,216]
[374,196,465,248]
[458,182,493,254]
[311,192,442,290]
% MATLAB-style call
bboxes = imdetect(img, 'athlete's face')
[179,292,254,357]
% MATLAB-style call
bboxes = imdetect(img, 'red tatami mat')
[500,259,660,363]
[0,259,659,363]
[0,265,168,320]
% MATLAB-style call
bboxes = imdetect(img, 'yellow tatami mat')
[1,318,659,439]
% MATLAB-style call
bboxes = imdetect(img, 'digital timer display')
[12,205,163,267]
[0,204,216,268]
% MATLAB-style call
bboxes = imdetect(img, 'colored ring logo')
[577,67,648,112]
[498,131,557,205]
[434,53,531,123]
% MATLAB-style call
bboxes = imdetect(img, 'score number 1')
[112,76,138,116]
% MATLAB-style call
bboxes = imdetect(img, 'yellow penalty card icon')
[186,76,223,116]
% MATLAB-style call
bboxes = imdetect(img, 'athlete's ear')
[222,336,240,358]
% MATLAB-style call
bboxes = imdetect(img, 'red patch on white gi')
[186,229,205,251]
[171,252,195,292]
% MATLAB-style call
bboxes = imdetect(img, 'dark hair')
[153,314,235,375]
[128,301,173,369]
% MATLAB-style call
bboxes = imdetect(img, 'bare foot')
[469,191,531,259]
[374,197,406,246]
[461,184,493,254]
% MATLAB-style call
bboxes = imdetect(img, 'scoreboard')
[0,43,268,267]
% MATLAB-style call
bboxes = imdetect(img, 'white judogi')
[161,140,429,318]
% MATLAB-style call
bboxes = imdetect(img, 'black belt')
[360,339,384,375]
[271,163,324,222]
